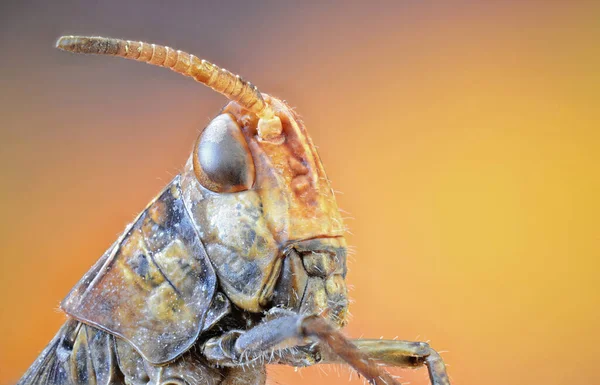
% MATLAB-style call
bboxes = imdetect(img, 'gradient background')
[1,1,598,384]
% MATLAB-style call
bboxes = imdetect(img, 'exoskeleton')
[17,36,451,385]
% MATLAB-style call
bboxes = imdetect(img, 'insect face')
[182,95,348,324]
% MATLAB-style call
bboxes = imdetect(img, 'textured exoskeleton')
[17,36,451,385]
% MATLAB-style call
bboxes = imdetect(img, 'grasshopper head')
[182,96,349,326]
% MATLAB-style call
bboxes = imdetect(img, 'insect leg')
[319,339,451,385]
[203,314,401,385]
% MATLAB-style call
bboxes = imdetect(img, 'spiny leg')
[321,339,451,385]
[301,317,401,385]
[203,314,401,385]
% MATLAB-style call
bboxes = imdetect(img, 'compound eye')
[193,113,255,193]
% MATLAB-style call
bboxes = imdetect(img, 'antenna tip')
[56,35,78,51]
[55,36,118,55]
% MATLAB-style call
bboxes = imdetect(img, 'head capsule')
[181,96,348,326]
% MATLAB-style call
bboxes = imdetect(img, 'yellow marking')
[170,184,181,199]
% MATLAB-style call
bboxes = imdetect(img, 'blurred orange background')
[1,1,598,384]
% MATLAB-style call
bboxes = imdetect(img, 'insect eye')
[193,113,255,193]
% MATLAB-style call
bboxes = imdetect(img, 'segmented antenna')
[56,36,275,119]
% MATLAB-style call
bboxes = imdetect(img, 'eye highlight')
[193,113,255,193]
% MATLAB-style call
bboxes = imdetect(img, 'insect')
[18,36,451,385]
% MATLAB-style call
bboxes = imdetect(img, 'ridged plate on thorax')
[61,177,217,364]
